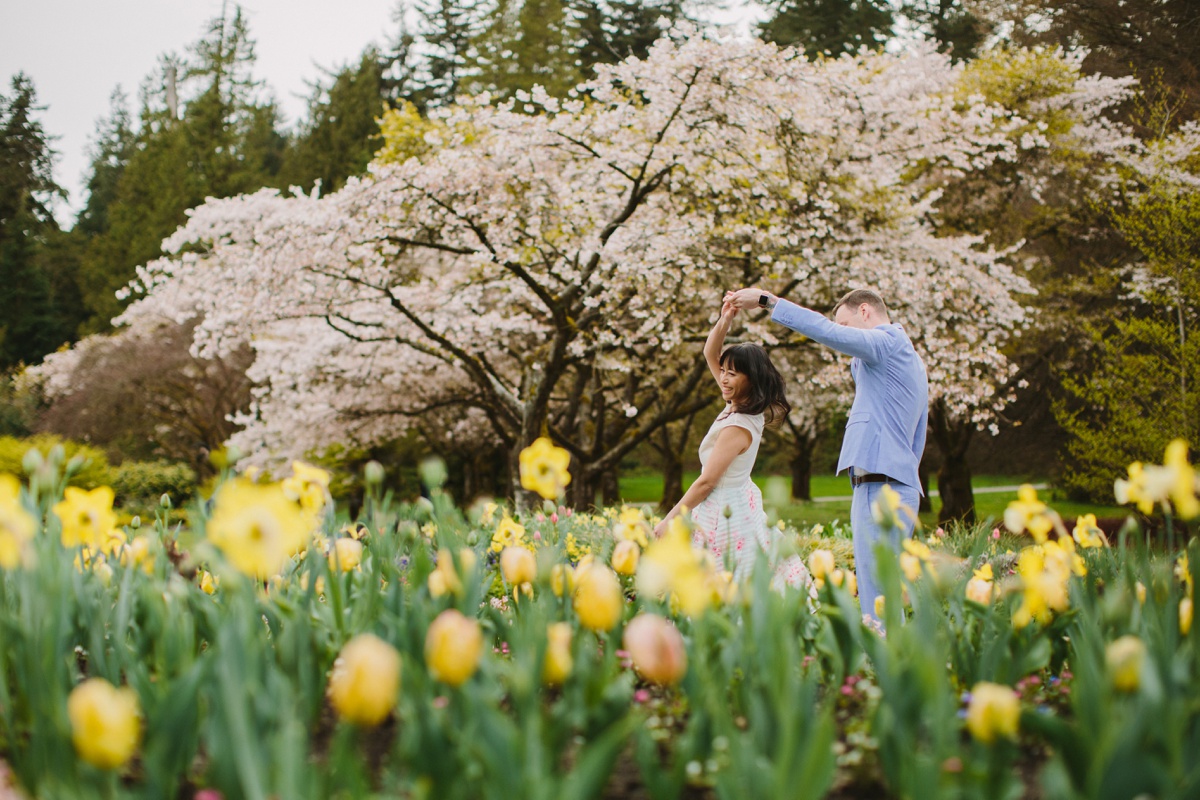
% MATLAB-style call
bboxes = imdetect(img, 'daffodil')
[1071,513,1107,548]
[1176,553,1192,594]
[1114,461,1175,515]
[1164,439,1199,519]
[965,683,1019,744]
[328,634,401,726]
[207,478,313,579]
[1012,543,1074,628]
[53,486,118,550]
[636,516,714,617]
[1003,485,1056,543]
[519,437,572,500]
[871,484,916,530]
[67,678,141,769]
[0,473,35,569]
[612,507,650,547]
[199,570,219,595]
[490,516,526,553]
[281,461,332,514]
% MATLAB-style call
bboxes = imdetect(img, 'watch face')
[759,294,769,307]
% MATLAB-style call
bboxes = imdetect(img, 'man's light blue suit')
[770,300,929,622]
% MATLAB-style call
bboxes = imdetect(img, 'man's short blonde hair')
[833,288,888,316]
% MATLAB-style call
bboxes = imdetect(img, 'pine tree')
[0,73,71,369]
[760,0,894,58]
[77,6,286,333]
[277,48,400,193]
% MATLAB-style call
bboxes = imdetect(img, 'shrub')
[0,434,112,488]
[110,460,197,509]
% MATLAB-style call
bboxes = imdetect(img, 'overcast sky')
[1,0,401,224]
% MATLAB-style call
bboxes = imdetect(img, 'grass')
[617,471,1130,530]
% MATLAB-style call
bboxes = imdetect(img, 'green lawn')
[617,471,1130,530]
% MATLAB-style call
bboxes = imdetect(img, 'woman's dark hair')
[718,343,791,427]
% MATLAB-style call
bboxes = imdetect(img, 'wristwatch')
[758,293,772,309]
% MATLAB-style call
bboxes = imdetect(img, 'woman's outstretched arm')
[653,425,751,537]
[704,299,738,388]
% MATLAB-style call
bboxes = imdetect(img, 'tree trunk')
[660,455,684,514]
[790,445,812,501]
[929,399,976,525]
[600,468,620,507]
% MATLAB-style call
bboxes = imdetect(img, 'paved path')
[810,482,1048,503]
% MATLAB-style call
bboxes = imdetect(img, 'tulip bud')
[501,546,536,585]
[623,614,688,686]
[542,622,573,686]
[67,678,142,769]
[1180,597,1192,636]
[573,564,624,632]
[21,447,43,475]
[364,460,385,485]
[1106,635,1146,692]
[964,682,1019,744]
[425,609,483,687]
[611,539,640,576]
[328,634,401,726]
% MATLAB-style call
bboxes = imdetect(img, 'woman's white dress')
[689,406,813,591]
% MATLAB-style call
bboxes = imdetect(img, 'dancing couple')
[654,287,928,623]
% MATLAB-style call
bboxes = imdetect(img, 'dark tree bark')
[929,398,976,525]
[790,442,813,501]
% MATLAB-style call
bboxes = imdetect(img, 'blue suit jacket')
[772,300,929,494]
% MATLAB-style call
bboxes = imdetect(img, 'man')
[726,287,928,624]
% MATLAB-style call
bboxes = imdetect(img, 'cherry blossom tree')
[108,32,1092,503]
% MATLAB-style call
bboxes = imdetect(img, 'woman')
[654,299,812,591]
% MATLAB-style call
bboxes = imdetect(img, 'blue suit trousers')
[851,480,920,624]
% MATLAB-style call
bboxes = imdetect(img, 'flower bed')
[0,441,1196,799]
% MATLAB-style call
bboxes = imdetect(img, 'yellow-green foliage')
[0,434,112,489]
[956,48,1081,140]
[375,101,444,165]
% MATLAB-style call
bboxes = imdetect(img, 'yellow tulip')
[425,609,483,687]
[330,537,364,572]
[1106,635,1146,692]
[542,622,573,686]
[1181,597,1193,636]
[67,678,141,769]
[965,577,993,605]
[550,563,574,597]
[965,682,1020,744]
[622,614,688,686]
[500,546,537,585]
[807,549,835,581]
[573,564,624,632]
[611,539,640,576]
[328,634,401,726]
